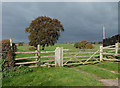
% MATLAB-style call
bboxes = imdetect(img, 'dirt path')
[71,67,101,80]
[99,79,119,86]
[92,65,120,75]
[71,67,119,86]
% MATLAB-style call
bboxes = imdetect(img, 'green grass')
[3,43,119,86]
[76,65,118,79]
[95,61,118,72]
[2,67,103,86]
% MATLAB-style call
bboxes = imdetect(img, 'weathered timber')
[64,61,100,66]
[103,47,115,49]
[64,58,99,62]
[103,58,120,61]
[64,52,98,54]
[41,51,55,53]
[83,50,100,64]
[15,61,39,65]
[28,65,38,68]
[15,52,37,54]
[69,49,98,51]
[15,56,38,60]
[103,53,120,55]
[64,55,99,58]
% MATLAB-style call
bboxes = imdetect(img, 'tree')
[85,43,93,49]
[25,16,64,50]
[74,42,79,48]
[78,40,87,49]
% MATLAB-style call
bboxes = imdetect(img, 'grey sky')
[2,2,118,43]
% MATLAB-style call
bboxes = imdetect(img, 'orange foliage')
[85,43,93,49]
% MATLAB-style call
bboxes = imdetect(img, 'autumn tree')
[78,40,87,49]
[25,16,64,50]
[85,43,93,49]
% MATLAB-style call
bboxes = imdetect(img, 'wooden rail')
[103,53,120,55]
[64,55,99,58]
[64,52,98,54]
[15,56,38,60]
[40,58,99,63]
[41,51,55,53]
[15,61,39,65]
[15,51,37,54]
[103,58,120,61]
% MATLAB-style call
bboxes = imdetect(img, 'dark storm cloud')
[2,2,118,43]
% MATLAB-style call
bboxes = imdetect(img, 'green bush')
[3,66,33,78]
[74,42,79,48]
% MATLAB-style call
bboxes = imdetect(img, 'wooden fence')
[9,37,120,67]
[100,42,120,62]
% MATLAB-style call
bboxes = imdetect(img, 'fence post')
[10,37,13,47]
[37,44,40,66]
[55,47,63,67]
[115,43,118,55]
[100,46,103,61]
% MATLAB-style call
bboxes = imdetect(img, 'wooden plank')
[64,52,96,54]
[41,55,54,58]
[69,49,97,51]
[103,47,115,49]
[64,55,99,58]
[64,62,85,66]
[15,52,37,54]
[15,56,38,60]
[28,65,38,68]
[40,58,99,63]
[64,61,100,66]
[103,53,120,55]
[64,58,99,62]
[41,51,55,53]
[15,61,39,65]
[103,58,120,61]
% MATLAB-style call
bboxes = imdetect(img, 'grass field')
[2,43,119,86]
